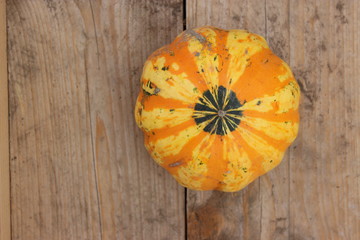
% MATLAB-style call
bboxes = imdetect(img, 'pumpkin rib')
[241,116,299,142]
[139,107,194,131]
[239,121,290,151]
[235,126,285,172]
[230,130,265,174]
[162,131,210,175]
[198,135,227,190]
[185,28,221,91]
[230,48,293,103]
[220,141,254,192]
[171,133,214,189]
[193,27,231,89]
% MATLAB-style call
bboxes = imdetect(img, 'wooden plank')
[8,0,185,239]
[260,1,291,239]
[0,0,10,239]
[77,0,185,239]
[289,0,360,239]
[8,1,101,239]
[186,1,268,239]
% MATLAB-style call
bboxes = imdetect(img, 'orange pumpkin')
[135,26,300,192]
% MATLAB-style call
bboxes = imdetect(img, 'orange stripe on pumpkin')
[230,130,266,178]
[199,135,228,190]
[212,28,231,87]
[231,48,292,102]
[141,92,191,111]
[244,108,299,123]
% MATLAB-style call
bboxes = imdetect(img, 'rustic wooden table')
[1,0,359,239]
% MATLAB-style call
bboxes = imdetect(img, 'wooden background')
[0,0,10,239]
[2,0,359,239]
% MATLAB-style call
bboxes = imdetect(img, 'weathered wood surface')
[8,0,184,239]
[6,0,360,239]
[288,1,360,239]
[0,0,10,239]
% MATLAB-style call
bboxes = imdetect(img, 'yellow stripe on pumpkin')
[277,62,295,82]
[186,28,220,90]
[217,136,254,192]
[241,116,299,143]
[134,96,143,127]
[228,130,265,182]
[139,108,194,131]
[274,81,300,114]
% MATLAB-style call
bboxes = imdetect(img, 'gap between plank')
[182,1,188,240]
[183,0,187,31]
[0,0,10,239]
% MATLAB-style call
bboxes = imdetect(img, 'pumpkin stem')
[218,110,226,117]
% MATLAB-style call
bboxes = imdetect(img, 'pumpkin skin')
[135,26,300,192]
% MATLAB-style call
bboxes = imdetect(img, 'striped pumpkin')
[135,26,300,192]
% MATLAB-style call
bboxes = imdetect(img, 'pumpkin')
[135,26,300,192]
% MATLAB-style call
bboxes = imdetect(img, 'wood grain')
[289,0,360,239]
[8,1,101,238]
[8,0,184,239]
[77,0,185,239]
[0,0,10,239]
[260,1,291,239]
